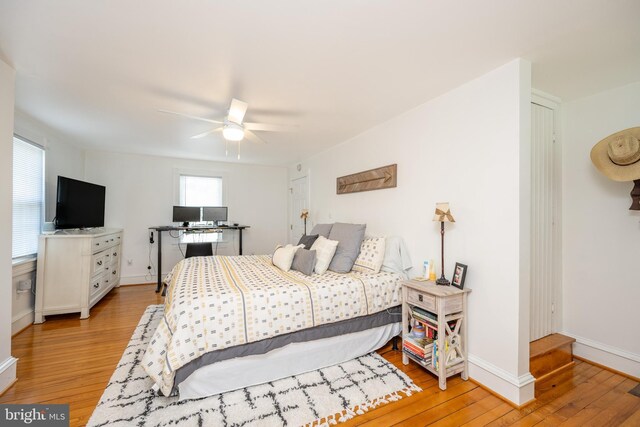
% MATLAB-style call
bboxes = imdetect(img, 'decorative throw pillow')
[327,223,366,273]
[297,234,319,250]
[291,249,317,276]
[310,236,339,275]
[272,244,304,272]
[353,237,386,274]
[310,223,333,238]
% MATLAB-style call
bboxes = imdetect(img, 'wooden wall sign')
[337,164,397,194]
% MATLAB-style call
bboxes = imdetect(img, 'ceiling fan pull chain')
[225,140,229,157]
[237,141,241,160]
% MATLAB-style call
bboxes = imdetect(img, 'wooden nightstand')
[401,280,471,390]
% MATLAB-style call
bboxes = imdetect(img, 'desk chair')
[185,242,214,258]
[161,243,214,296]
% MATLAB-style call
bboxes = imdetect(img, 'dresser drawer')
[90,274,104,298]
[109,246,120,266]
[91,233,122,253]
[406,288,436,312]
[91,252,107,276]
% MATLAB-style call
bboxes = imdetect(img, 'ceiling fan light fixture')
[223,122,245,141]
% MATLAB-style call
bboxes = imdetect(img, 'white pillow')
[272,244,304,272]
[310,236,339,275]
[353,237,386,274]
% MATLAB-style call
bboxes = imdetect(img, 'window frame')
[12,134,45,261]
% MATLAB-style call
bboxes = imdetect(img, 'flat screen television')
[55,176,106,229]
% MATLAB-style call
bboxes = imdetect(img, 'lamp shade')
[433,202,455,222]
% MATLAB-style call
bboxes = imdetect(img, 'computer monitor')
[202,206,228,225]
[173,206,201,226]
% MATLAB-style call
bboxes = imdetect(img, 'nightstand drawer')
[406,288,436,312]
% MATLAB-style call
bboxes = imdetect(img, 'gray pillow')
[310,223,333,238]
[327,223,366,273]
[297,234,319,250]
[291,249,317,276]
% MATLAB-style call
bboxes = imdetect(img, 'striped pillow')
[352,237,386,274]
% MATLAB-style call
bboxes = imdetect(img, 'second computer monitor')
[203,206,228,225]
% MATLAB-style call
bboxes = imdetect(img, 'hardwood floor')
[2,284,639,426]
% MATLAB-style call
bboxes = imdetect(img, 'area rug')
[88,305,421,427]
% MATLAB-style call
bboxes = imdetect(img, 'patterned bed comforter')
[142,255,403,396]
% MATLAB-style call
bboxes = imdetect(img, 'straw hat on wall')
[591,127,640,182]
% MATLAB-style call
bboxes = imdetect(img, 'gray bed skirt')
[172,306,402,393]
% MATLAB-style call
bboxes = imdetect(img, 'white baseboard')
[11,309,34,335]
[119,275,169,286]
[468,354,535,406]
[562,331,640,378]
[0,356,18,395]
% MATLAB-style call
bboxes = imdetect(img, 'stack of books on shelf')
[410,306,438,339]
[402,334,433,363]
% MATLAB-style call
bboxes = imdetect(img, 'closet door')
[530,102,556,341]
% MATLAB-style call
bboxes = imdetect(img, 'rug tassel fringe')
[305,384,422,427]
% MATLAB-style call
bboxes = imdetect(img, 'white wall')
[84,151,289,283]
[14,110,86,221]
[289,59,534,404]
[562,81,640,377]
[0,57,18,393]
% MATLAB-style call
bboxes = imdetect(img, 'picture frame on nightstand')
[451,263,467,289]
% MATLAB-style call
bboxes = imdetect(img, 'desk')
[149,225,250,293]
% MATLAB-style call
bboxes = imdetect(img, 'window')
[179,175,223,207]
[176,173,225,244]
[13,136,44,259]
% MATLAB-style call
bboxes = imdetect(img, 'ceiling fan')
[159,98,288,145]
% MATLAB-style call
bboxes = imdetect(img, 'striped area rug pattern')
[88,305,421,427]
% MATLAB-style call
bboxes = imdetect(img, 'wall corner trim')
[468,354,535,406]
[0,356,18,395]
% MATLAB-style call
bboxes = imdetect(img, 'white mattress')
[178,322,402,400]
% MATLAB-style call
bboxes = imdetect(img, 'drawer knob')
[418,295,423,302]
[94,283,99,288]
[105,267,109,270]
[97,261,102,266]
[113,252,117,256]
[112,270,116,275]
[105,279,109,283]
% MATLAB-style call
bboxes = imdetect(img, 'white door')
[530,102,557,341]
[290,176,308,243]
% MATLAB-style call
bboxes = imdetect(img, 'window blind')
[13,136,44,259]
[179,175,223,207]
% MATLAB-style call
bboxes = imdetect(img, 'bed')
[142,252,407,399]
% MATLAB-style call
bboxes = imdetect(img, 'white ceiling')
[1,0,639,166]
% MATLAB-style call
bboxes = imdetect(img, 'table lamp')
[433,202,455,286]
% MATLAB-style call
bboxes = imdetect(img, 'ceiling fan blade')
[228,98,248,124]
[190,127,223,139]
[158,109,224,125]
[243,122,294,132]
[244,129,268,144]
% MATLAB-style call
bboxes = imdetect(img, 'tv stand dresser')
[34,228,123,323]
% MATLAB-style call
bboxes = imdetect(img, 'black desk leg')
[155,230,162,293]
[238,229,243,255]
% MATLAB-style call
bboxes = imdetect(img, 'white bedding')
[143,255,403,396]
